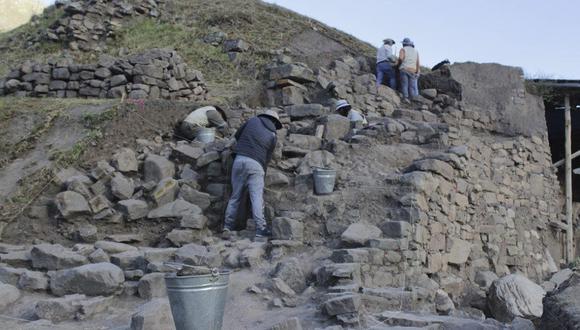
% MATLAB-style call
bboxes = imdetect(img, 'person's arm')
[416,53,420,74]
[398,48,405,66]
[234,122,248,140]
[206,109,227,129]
[264,135,277,171]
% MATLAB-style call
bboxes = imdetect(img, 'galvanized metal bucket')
[195,127,215,143]
[313,167,337,195]
[164,269,230,330]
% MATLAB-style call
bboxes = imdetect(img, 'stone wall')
[48,0,164,51]
[0,48,208,100]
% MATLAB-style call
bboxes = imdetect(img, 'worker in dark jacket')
[223,109,282,239]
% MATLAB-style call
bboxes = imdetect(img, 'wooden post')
[565,94,574,263]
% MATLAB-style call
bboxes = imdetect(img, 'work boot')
[222,225,235,239]
[254,227,271,242]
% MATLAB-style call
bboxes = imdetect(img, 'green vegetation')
[0,97,110,165]
[108,18,240,84]
[0,7,65,76]
[0,0,375,92]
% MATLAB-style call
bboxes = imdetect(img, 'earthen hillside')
[0,1,578,329]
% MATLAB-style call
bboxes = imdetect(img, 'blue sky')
[264,0,579,79]
[40,0,578,78]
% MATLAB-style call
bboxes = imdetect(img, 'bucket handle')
[163,262,221,281]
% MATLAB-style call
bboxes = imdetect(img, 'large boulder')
[296,150,337,176]
[18,270,49,291]
[31,244,88,270]
[111,173,135,200]
[94,240,137,254]
[322,294,361,316]
[118,199,149,220]
[151,178,179,206]
[487,274,545,322]
[144,154,175,183]
[285,104,325,119]
[272,217,304,241]
[50,263,125,296]
[54,191,91,218]
[541,272,580,329]
[320,114,350,140]
[148,199,203,220]
[138,273,166,300]
[0,283,20,310]
[34,294,86,323]
[175,244,221,267]
[273,258,306,293]
[341,222,382,246]
[130,298,176,330]
[178,186,211,211]
[269,63,315,83]
[112,148,138,172]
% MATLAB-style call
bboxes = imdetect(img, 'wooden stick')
[565,94,574,263]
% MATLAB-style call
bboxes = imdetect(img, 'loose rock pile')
[0,48,208,100]
[48,0,165,51]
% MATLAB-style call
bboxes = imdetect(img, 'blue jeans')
[224,156,266,231]
[376,61,396,90]
[400,70,419,99]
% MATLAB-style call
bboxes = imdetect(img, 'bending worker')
[223,109,282,240]
[180,105,228,140]
[335,99,368,127]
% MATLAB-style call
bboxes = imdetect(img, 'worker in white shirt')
[180,105,228,140]
[335,100,368,127]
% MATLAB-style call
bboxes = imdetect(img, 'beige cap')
[259,109,282,129]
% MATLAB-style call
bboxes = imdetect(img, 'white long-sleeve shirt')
[376,45,394,64]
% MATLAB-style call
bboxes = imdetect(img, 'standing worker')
[223,109,282,240]
[180,105,228,140]
[398,38,420,103]
[376,38,397,90]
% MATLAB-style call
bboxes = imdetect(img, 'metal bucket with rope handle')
[164,262,230,330]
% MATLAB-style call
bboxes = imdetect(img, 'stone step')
[393,109,439,123]
[376,310,505,329]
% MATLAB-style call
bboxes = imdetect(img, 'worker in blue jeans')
[398,38,420,102]
[376,38,397,89]
[223,110,282,240]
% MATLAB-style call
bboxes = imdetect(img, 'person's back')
[233,116,277,170]
[401,46,419,73]
[398,38,420,101]
[181,106,227,140]
[376,38,397,89]
[376,45,393,64]
[347,109,368,126]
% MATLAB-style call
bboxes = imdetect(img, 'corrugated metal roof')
[531,79,580,89]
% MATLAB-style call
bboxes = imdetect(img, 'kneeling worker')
[180,105,228,140]
[223,109,282,239]
[335,100,368,127]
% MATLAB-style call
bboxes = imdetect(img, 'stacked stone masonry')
[48,0,165,51]
[0,53,569,327]
[0,48,208,100]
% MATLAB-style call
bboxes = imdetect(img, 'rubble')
[30,244,88,270]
